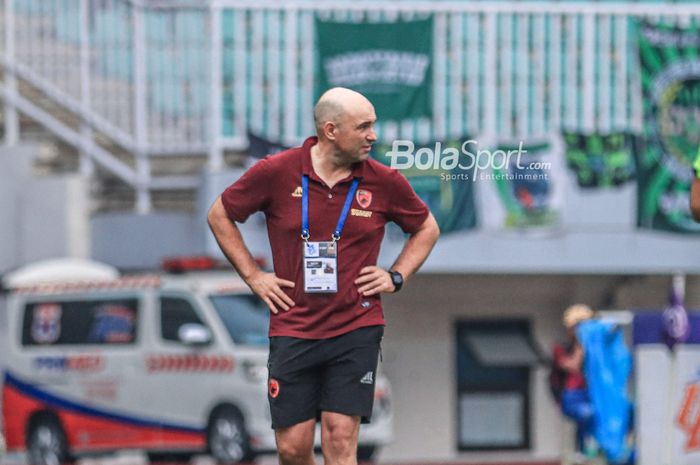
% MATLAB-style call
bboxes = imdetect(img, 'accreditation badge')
[303,241,338,293]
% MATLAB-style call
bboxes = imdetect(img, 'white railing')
[2,0,700,211]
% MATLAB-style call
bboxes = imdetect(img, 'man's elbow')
[690,179,700,222]
[426,213,440,241]
[432,220,441,240]
[692,205,700,222]
[207,197,225,229]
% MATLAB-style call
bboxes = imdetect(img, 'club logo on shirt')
[356,189,372,209]
[269,378,280,398]
[291,186,302,198]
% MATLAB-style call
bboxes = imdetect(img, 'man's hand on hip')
[245,270,295,314]
[354,266,395,296]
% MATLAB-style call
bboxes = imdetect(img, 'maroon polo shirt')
[221,136,429,339]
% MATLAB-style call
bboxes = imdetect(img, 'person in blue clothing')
[553,304,596,453]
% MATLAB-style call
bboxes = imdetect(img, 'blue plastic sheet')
[577,320,633,464]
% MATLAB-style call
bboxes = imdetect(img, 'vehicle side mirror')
[178,324,212,346]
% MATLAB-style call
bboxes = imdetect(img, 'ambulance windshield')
[209,294,269,346]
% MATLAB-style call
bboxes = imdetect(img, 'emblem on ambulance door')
[31,303,62,344]
[356,189,372,209]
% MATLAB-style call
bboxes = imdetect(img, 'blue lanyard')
[301,175,360,243]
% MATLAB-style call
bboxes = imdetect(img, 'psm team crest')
[269,378,280,398]
[356,189,372,209]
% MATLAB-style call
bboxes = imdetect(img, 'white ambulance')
[0,258,393,464]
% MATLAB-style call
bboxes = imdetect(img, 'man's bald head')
[313,87,374,135]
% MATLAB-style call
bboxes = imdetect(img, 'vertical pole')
[283,8,297,144]
[582,13,596,133]
[433,12,446,141]
[4,0,19,146]
[208,4,223,172]
[483,12,497,142]
[79,0,95,178]
[133,2,151,213]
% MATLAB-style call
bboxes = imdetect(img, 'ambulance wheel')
[207,407,254,464]
[26,415,73,465]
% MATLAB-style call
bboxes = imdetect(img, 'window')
[160,296,207,343]
[209,294,269,346]
[22,298,138,346]
[455,320,543,451]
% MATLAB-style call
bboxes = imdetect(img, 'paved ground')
[0,451,561,465]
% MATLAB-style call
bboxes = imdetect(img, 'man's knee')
[326,426,356,452]
[277,439,314,464]
[276,420,316,465]
[322,414,359,456]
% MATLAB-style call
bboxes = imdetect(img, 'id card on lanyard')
[301,174,359,294]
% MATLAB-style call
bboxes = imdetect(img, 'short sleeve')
[385,170,430,233]
[221,157,273,222]
[694,146,700,179]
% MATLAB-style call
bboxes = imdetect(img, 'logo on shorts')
[356,189,372,209]
[269,378,280,398]
[291,186,302,198]
[360,371,374,385]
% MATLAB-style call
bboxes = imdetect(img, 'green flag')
[563,133,635,188]
[371,138,477,234]
[315,17,433,121]
[636,22,700,233]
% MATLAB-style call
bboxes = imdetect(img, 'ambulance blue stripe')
[4,372,204,433]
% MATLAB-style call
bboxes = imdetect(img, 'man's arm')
[355,212,440,296]
[207,196,295,313]
[691,177,700,221]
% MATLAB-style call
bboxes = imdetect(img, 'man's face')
[331,102,377,163]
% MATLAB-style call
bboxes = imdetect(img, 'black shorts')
[267,325,384,429]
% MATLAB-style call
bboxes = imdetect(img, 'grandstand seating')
[2,0,700,212]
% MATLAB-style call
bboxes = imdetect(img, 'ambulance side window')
[21,298,139,346]
[160,296,207,343]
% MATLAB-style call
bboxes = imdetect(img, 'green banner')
[371,139,477,234]
[636,22,700,233]
[315,17,433,121]
[563,133,635,188]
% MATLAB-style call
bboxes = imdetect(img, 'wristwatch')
[389,270,404,292]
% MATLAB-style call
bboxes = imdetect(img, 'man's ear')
[324,121,337,141]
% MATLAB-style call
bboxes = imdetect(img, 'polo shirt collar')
[300,136,366,183]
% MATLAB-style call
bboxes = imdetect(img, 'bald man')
[208,87,440,465]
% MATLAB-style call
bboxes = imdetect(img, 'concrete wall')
[91,212,202,270]
[377,273,688,463]
[0,144,89,274]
